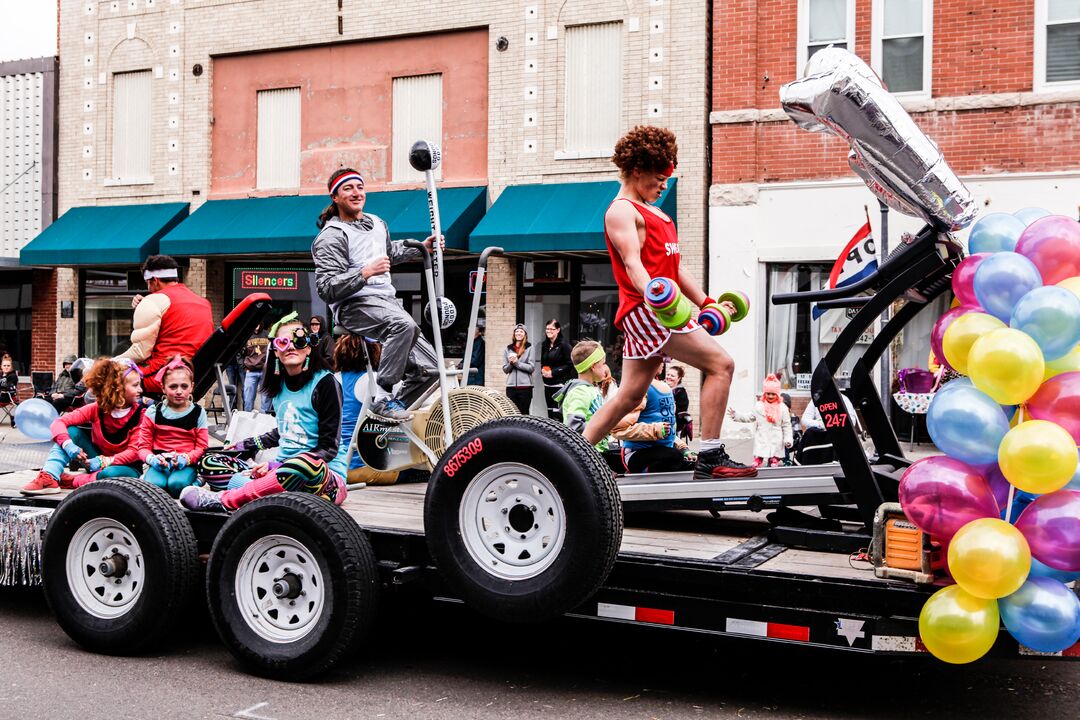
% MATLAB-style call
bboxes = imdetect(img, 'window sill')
[103,177,155,187]
[1032,80,1080,96]
[554,150,613,161]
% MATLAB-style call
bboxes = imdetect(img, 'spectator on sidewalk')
[37,355,79,413]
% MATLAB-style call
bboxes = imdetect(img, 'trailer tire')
[425,416,622,622]
[42,477,198,654]
[206,493,379,680]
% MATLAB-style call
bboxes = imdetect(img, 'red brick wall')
[711,1,1074,185]
[31,269,57,374]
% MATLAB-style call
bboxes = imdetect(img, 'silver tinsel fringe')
[0,506,53,586]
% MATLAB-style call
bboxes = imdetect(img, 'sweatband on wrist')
[703,296,717,308]
[574,347,606,374]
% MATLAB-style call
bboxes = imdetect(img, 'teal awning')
[159,186,488,256]
[20,202,189,266]
[468,179,677,254]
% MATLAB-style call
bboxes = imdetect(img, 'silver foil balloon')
[780,47,977,231]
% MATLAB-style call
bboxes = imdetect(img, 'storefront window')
[0,278,32,373]
[81,270,144,358]
[229,265,330,333]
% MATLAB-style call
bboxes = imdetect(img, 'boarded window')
[565,22,622,154]
[256,87,301,190]
[393,74,443,182]
[111,70,152,181]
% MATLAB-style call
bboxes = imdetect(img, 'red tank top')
[604,198,680,326]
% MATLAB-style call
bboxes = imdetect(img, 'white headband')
[144,268,179,280]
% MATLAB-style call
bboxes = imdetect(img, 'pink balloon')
[931,305,980,371]
[1027,371,1080,444]
[1015,215,1080,285]
[952,253,990,307]
[899,456,1001,539]
[982,464,1012,510]
[1015,490,1080,572]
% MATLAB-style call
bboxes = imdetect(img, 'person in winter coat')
[503,324,535,414]
[726,374,793,468]
[308,314,336,368]
[540,319,574,420]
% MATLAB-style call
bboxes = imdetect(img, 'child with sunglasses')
[135,356,209,498]
[21,358,147,495]
[181,313,349,512]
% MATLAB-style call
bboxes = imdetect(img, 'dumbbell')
[644,277,693,329]
[698,291,751,336]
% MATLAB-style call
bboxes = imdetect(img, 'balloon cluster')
[901,209,1080,664]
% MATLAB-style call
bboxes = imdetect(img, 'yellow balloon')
[1045,343,1080,381]
[998,419,1079,494]
[1058,276,1080,301]
[942,312,1006,376]
[919,584,1000,664]
[967,328,1045,404]
[948,518,1031,599]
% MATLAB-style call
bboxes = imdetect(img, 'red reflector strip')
[635,607,675,625]
[767,622,810,642]
[597,602,675,625]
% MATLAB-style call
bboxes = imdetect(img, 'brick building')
[24,0,710,416]
[709,0,1080,423]
[1,56,58,380]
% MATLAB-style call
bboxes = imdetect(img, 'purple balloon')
[931,305,980,372]
[1015,215,1080,286]
[899,456,1001,540]
[1015,490,1080,572]
[952,253,990,308]
[1026,371,1080,445]
[972,251,1044,323]
[983,464,1012,510]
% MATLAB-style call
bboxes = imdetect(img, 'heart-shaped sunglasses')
[273,327,317,352]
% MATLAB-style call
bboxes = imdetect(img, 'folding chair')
[0,385,19,427]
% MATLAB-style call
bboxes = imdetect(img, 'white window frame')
[256,87,301,191]
[1035,0,1080,92]
[797,0,856,77]
[108,69,153,185]
[871,0,933,99]
[561,21,623,157]
[391,73,444,184]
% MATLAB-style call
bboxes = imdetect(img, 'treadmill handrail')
[772,223,937,306]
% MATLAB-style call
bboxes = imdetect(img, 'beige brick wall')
[58,0,709,410]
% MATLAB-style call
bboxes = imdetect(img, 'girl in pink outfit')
[726,374,793,468]
[136,357,209,498]
[20,358,147,495]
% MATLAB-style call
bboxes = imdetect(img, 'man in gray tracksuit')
[312,168,441,422]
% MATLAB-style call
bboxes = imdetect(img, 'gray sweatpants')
[336,294,438,405]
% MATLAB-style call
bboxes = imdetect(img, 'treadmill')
[615,224,965,551]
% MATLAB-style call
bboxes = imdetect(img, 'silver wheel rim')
[459,462,567,580]
[234,534,326,644]
[65,518,145,619]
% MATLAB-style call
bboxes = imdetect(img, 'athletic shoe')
[59,471,79,489]
[693,445,758,480]
[20,470,61,496]
[369,398,414,423]
[179,485,227,513]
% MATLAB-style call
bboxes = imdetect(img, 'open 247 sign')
[469,270,486,294]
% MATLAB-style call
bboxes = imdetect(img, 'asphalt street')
[0,585,1077,720]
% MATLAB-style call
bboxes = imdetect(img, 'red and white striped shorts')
[618,304,700,360]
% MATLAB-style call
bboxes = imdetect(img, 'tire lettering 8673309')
[444,438,483,478]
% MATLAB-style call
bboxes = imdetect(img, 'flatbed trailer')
[3,472,1074,671]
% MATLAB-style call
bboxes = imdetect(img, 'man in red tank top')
[117,255,214,394]
[584,126,756,479]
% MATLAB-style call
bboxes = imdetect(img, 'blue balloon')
[13,398,59,442]
[968,212,1027,253]
[926,384,1012,466]
[973,251,1044,322]
[999,576,1080,653]
[1014,207,1053,226]
[1010,286,1080,361]
[1029,556,1080,584]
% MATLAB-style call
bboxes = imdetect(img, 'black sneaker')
[694,445,757,480]
[369,398,415,424]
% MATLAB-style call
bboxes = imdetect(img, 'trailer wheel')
[425,416,622,622]
[42,478,198,654]
[206,494,379,680]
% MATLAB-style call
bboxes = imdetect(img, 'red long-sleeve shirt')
[133,402,209,463]
[50,402,146,466]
